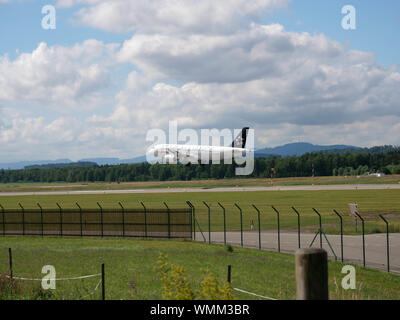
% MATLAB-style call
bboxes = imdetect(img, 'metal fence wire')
[186,203,395,274]
[0,201,396,274]
[0,203,192,239]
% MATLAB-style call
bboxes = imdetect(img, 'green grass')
[320,220,400,235]
[0,236,399,300]
[0,189,399,235]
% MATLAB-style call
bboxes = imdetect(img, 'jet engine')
[163,154,176,163]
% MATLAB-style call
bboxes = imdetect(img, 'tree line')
[1,149,400,183]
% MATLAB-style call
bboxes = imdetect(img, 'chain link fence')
[0,203,192,239]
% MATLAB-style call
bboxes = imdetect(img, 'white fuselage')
[147,144,249,164]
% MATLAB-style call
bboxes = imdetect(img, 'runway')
[0,184,399,196]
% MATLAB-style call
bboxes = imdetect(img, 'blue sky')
[0,1,125,54]
[1,1,399,65]
[0,0,399,161]
[266,0,400,67]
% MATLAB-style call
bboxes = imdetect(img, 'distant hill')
[80,156,148,165]
[120,156,148,164]
[255,142,359,158]
[0,156,150,169]
[24,161,98,169]
[0,159,72,170]
[79,158,121,166]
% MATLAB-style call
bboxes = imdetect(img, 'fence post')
[251,205,261,250]
[0,204,5,236]
[9,247,13,280]
[101,263,105,300]
[271,206,281,252]
[217,202,226,246]
[163,202,171,239]
[118,202,125,237]
[18,203,25,236]
[291,206,301,249]
[56,203,63,237]
[333,210,344,262]
[295,248,328,300]
[76,202,83,237]
[234,203,243,247]
[227,265,231,284]
[203,201,211,244]
[186,201,207,242]
[353,211,365,267]
[379,214,390,272]
[140,202,147,238]
[312,208,323,248]
[186,201,195,240]
[37,203,44,237]
[97,202,103,238]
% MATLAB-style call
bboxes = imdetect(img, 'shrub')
[155,253,194,300]
[198,269,233,300]
[155,253,233,300]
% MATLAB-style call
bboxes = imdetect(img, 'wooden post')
[295,248,328,300]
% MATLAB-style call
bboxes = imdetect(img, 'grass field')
[0,189,399,235]
[1,175,400,193]
[0,236,399,300]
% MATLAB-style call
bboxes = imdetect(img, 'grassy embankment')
[0,236,399,300]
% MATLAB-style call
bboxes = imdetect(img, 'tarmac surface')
[1,183,400,196]
[195,231,400,274]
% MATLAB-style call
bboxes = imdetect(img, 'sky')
[0,0,399,161]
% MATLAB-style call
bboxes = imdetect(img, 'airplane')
[147,127,250,164]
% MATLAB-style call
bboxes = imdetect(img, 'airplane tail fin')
[231,127,249,148]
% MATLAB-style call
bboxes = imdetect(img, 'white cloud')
[113,24,400,130]
[118,24,349,83]
[58,0,291,34]
[0,40,119,111]
[0,110,146,161]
